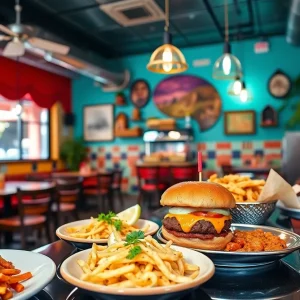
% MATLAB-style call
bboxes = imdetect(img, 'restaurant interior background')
[0,0,299,194]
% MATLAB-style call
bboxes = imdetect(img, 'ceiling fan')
[0,0,70,57]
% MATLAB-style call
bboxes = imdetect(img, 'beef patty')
[163,217,231,235]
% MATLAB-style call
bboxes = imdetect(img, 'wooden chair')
[136,166,167,208]
[52,178,83,226]
[112,169,124,209]
[170,165,198,184]
[83,173,114,213]
[0,186,55,249]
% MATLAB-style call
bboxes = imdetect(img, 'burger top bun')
[160,181,236,209]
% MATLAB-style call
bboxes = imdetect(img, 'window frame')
[0,101,51,163]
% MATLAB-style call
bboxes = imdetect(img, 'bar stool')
[136,166,167,208]
[170,165,198,184]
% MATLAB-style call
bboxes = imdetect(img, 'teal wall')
[72,36,300,144]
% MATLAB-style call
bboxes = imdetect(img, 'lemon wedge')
[116,204,141,225]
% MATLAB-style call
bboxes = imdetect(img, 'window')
[0,97,50,161]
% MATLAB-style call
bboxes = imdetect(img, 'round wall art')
[130,79,151,108]
[153,74,222,131]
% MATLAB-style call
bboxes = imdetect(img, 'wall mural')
[153,74,222,131]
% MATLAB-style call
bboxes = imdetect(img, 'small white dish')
[56,219,159,244]
[60,245,215,297]
[0,249,56,300]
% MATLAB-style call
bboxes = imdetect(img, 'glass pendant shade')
[213,48,242,80]
[147,30,187,74]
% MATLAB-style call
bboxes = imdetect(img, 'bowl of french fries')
[209,174,276,225]
[60,231,215,299]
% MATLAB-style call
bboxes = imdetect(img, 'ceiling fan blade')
[0,35,11,41]
[28,37,70,55]
[0,24,17,37]
[3,39,25,57]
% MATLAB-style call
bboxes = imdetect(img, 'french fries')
[209,174,265,202]
[77,233,199,288]
[0,256,33,299]
[66,217,149,240]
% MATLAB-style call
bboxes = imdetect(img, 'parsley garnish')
[125,231,145,246]
[97,211,116,224]
[113,219,122,231]
[127,246,142,259]
[97,212,122,231]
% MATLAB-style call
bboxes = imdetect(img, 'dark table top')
[31,209,300,300]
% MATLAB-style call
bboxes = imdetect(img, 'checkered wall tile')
[87,140,282,193]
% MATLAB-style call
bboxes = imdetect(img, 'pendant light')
[213,0,242,80]
[147,0,188,74]
[228,76,243,95]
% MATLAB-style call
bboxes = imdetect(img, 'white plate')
[56,219,159,244]
[277,200,300,219]
[61,245,215,296]
[0,250,56,300]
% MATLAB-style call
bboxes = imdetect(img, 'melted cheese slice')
[165,213,231,234]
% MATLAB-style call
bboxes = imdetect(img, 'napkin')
[258,169,300,209]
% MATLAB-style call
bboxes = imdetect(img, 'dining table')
[28,208,300,300]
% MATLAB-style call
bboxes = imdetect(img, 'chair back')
[113,169,123,187]
[96,173,114,190]
[159,167,170,183]
[25,173,52,182]
[170,165,198,184]
[55,178,83,204]
[136,166,160,187]
[16,187,55,224]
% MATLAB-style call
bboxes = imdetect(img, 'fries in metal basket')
[66,212,149,240]
[209,174,265,202]
[76,231,199,288]
[0,256,33,299]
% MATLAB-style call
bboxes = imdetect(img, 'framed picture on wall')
[224,110,256,135]
[83,104,114,141]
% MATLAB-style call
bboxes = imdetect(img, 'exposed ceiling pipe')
[1,27,130,91]
[287,0,300,45]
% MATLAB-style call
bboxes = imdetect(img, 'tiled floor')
[1,193,159,250]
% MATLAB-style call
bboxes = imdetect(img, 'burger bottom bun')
[162,226,233,251]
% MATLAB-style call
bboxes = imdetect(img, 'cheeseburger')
[161,181,236,250]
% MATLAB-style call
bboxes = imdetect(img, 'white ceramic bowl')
[0,249,56,300]
[61,245,215,299]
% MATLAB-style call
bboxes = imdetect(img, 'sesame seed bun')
[160,181,236,209]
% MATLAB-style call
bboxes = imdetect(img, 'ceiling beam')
[202,0,224,39]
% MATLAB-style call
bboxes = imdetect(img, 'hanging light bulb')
[147,0,188,74]
[228,76,243,95]
[213,0,242,80]
[162,46,173,72]
[240,82,248,102]
[222,54,231,75]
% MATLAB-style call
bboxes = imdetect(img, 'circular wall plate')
[268,70,292,99]
[130,79,151,108]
